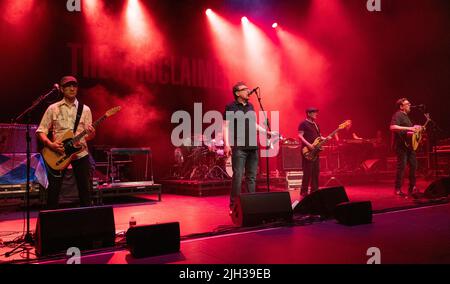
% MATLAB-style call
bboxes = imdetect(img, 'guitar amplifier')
[0,123,39,153]
[278,144,302,171]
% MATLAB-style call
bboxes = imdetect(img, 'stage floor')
[38,203,450,264]
[0,177,449,264]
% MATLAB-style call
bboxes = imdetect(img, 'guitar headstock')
[105,106,121,117]
[339,120,352,130]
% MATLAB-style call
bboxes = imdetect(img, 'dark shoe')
[408,186,419,194]
[408,187,420,199]
[395,189,406,197]
[406,193,419,199]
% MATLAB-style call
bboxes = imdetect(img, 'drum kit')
[172,135,232,180]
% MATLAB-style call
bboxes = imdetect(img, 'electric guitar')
[302,120,352,161]
[42,106,121,171]
[406,113,431,151]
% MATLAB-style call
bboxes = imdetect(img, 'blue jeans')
[230,148,259,209]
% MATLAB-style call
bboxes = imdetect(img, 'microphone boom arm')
[14,84,59,122]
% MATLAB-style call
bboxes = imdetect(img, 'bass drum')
[225,156,233,178]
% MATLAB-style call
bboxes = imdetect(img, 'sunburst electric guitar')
[42,106,121,171]
[302,120,352,161]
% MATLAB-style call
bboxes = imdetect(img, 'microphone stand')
[5,86,58,258]
[417,106,445,180]
[254,88,271,192]
[428,119,445,180]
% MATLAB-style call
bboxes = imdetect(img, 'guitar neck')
[316,127,341,148]
[72,115,107,143]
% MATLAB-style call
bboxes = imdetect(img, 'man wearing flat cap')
[36,76,95,209]
[298,107,324,196]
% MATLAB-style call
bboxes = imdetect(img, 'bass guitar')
[302,120,352,161]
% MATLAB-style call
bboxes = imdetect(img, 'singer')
[36,76,96,209]
[222,81,273,214]
[389,98,421,199]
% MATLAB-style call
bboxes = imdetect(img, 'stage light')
[205,9,213,16]
[125,0,149,41]
[241,16,249,25]
[272,23,278,29]
[126,0,141,22]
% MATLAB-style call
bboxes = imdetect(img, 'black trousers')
[46,156,92,209]
[301,156,320,193]
[394,146,417,192]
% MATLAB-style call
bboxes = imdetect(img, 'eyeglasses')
[63,83,78,88]
[237,87,249,92]
[403,102,411,106]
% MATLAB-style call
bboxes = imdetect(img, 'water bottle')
[129,216,137,228]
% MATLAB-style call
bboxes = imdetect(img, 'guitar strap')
[312,121,321,136]
[73,102,84,133]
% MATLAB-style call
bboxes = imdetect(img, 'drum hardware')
[171,138,231,180]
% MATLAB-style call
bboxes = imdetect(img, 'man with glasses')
[390,98,421,198]
[36,76,95,209]
[223,82,273,214]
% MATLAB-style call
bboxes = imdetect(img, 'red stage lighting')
[205,9,213,16]
[125,0,150,43]
[241,16,249,25]
[272,23,278,29]
[206,9,246,84]
[3,0,35,25]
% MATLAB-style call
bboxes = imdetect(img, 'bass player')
[298,107,331,197]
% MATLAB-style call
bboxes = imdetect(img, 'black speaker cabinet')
[334,201,373,226]
[232,192,293,227]
[294,186,349,218]
[424,177,450,199]
[279,144,302,171]
[126,222,180,258]
[35,206,116,256]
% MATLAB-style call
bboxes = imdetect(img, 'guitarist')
[298,107,330,196]
[36,76,96,209]
[390,98,421,199]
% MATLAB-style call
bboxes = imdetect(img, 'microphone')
[411,104,425,108]
[29,83,61,108]
[248,87,259,96]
